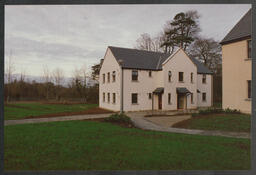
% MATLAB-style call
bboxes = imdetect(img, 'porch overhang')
[176,87,191,94]
[197,89,201,93]
[153,87,164,94]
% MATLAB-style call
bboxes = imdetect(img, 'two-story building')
[99,46,213,112]
[221,9,252,114]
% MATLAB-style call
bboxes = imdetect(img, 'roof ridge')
[108,46,170,55]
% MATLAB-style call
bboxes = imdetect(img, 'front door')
[177,94,184,109]
[158,94,162,110]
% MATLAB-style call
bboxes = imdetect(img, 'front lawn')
[5,120,250,170]
[4,102,98,120]
[172,113,251,132]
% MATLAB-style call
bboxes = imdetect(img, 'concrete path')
[145,115,191,127]
[126,112,251,139]
[5,111,250,139]
[4,113,114,126]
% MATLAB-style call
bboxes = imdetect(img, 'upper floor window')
[248,80,251,99]
[179,72,184,82]
[112,71,116,82]
[149,71,152,77]
[107,72,110,83]
[113,93,116,104]
[132,70,138,81]
[132,93,138,104]
[103,93,105,102]
[168,71,172,82]
[168,93,171,104]
[248,40,252,58]
[202,74,206,84]
[191,73,193,83]
[103,74,105,83]
[202,93,206,102]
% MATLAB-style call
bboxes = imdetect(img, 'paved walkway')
[5,111,250,139]
[145,115,191,127]
[4,113,114,126]
[126,112,251,139]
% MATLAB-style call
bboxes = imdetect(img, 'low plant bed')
[103,113,135,128]
[172,113,251,133]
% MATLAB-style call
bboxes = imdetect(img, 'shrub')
[104,113,134,125]
[192,107,241,117]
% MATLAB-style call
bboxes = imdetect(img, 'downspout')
[118,60,124,113]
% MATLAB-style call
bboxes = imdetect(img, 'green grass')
[4,103,98,120]
[5,120,250,170]
[173,113,251,132]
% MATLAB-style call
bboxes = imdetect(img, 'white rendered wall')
[197,74,213,107]
[99,48,121,111]
[162,49,198,110]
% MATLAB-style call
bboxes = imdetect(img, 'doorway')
[158,94,162,110]
[177,94,186,109]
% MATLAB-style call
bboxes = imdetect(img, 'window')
[191,93,194,104]
[112,71,116,82]
[202,74,206,84]
[149,71,152,77]
[103,74,105,83]
[107,72,110,83]
[179,72,184,82]
[168,93,171,104]
[202,93,206,102]
[148,93,152,99]
[113,93,116,103]
[248,80,252,99]
[168,71,172,82]
[132,70,138,81]
[248,40,252,58]
[191,73,193,83]
[132,93,138,104]
[103,93,105,102]
[107,93,110,103]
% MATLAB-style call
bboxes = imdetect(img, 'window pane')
[248,80,251,98]
[132,93,137,104]
[179,72,183,82]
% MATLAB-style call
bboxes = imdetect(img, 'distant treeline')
[4,79,99,104]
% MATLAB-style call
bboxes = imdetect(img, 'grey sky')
[5,4,251,77]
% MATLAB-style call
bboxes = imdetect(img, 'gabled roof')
[220,9,251,45]
[109,46,171,70]
[108,46,212,74]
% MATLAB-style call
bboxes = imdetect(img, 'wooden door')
[158,94,162,110]
[177,94,184,109]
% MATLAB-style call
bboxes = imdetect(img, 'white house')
[99,46,213,112]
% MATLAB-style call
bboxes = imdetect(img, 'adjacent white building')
[99,46,213,112]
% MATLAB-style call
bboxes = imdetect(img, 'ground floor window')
[148,93,152,99]
[113,93,116,104]
[103,93,105,102]
[168,93,171,104]
[191,93,194,104]
[202,93,206,102]
[107,93,110,103]
[132,93,138,104]
[248,80,251,99]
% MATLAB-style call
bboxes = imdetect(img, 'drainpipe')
[118,60,124,113]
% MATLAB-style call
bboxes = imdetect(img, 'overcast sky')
[5,4,251,78]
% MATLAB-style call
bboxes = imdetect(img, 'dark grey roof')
[220,9,251,45]
[109,46,171,70]
[190,57,213,74]
[153,87,164,94]
[177,87,191,94]
[109,46,212,74]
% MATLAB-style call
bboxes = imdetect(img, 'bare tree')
[188,36,221,75]
[42,65,51,100]
[5,50,15,102]
[19,68,26,82]
[52,67,64,100]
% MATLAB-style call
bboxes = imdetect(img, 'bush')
[104,113,133,125]
[192,107,241,117]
